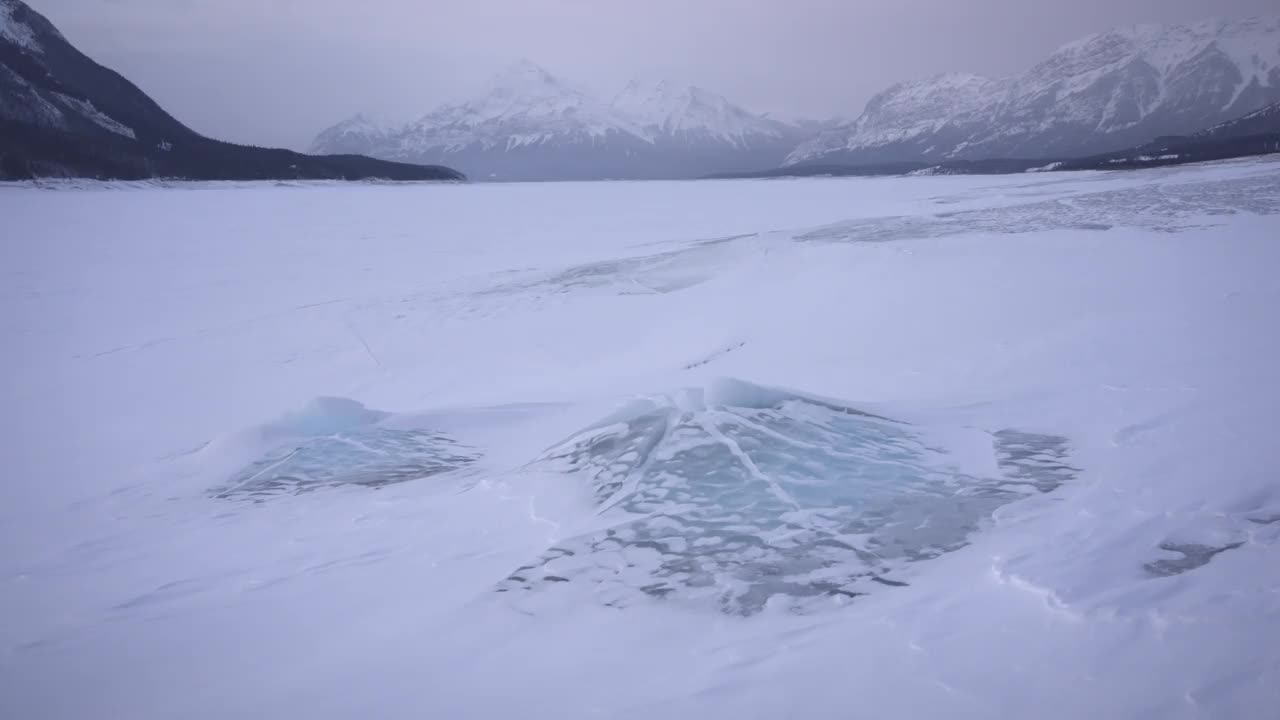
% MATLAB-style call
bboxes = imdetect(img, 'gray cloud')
[28,0,1277,149]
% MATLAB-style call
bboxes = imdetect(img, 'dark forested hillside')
[0,0,463,181]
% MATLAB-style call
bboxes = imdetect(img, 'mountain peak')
[611,78,792,145]
[307,112,398,154]
[788,16,1280,166]
[311,63,800,180]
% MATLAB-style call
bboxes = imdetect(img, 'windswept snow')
[2,158,1279,719]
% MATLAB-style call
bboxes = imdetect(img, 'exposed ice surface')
[3,159,1280,719]
[216,398,478,500]
[503,380,1074,614]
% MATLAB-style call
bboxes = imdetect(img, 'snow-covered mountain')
[312,62,805,181]
[307,113,398,156]
[611,79,794,148]
[788,17,1280,165]
[389,60,646,155]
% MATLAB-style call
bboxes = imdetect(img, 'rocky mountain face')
[311,62,806,181]
[788,17,1280,166]
[710,95,1280,180]
[0,0,462,181]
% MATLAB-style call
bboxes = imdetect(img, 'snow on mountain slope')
[1,0,156,155]
[0,0,40,52]
[1192,99,1280,139]
[53,93,136,138]
[611,79,795,148]
[790,73,995,164]
[306,113,396,155]
[788,16,1280,165]
[306,61,656,180]
[3,158,1279,719]
[0,62,64,127]
[312,62,804,180]
[390,60,647,155]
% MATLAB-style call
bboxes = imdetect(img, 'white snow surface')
[2,158,1280,718]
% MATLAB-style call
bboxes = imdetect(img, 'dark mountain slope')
[0,0,462,181]
[1190,100,1280,140]
[1056,100,1280,170]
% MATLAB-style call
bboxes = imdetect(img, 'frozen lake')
[3,160,1280,718]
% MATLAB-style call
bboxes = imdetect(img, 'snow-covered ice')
[2,158,1279,718]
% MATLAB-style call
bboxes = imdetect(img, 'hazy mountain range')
[789,17,1280,166]
[316,16,1280,180]
[311,61,809,181]
[3,0,1277,183]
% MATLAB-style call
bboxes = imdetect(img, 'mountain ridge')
[311,61,808,181]
[708,97,1279,180]
[788,16,1280,166]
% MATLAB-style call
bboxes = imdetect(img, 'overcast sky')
[28,0,1277,150]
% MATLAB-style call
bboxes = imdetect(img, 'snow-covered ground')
[2,159,1279,719]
